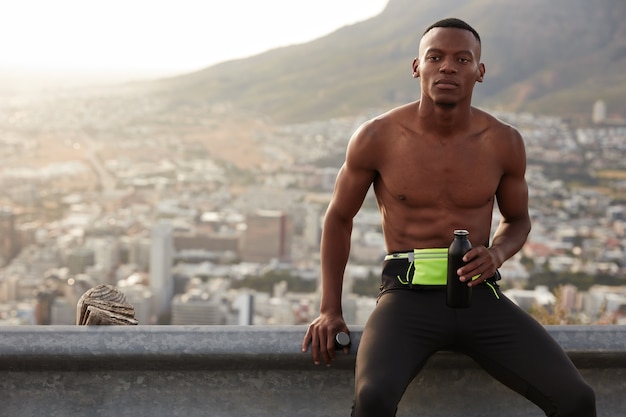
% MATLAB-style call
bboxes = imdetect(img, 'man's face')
[412,27,485,107]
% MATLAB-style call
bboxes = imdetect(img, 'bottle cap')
[453,229,469,236]
[335,331,350,347]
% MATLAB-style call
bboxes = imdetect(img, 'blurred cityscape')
[0,90,625,326]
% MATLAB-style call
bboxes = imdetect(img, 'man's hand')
[301,313,350,366]
[457,246,501,286]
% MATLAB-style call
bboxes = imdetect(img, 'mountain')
[141,0,626,124]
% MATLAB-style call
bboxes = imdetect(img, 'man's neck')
[416,99,473,135]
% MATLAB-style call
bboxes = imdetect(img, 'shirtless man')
[302,18,596,417]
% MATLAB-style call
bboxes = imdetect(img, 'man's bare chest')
[375,142,502,207]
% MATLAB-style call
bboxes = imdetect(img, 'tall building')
[150,222,175,323]
[242,210,293,263]
[303,204,324,252]
[123,235,151,271]
[592,99,607,124]
[89,237,120,278]
[0,208,18,266]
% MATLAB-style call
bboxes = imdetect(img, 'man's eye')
[427,56,440,62]
[458,58,470,63]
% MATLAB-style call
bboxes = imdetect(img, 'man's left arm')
[460,127,531,285]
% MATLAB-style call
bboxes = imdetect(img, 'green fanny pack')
[384,248,448,286]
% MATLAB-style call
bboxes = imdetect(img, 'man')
[301,17,596,417]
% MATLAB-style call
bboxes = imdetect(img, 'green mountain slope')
[145,0,626,124]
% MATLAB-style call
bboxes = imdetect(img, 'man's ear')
[477,63,486,83]
[412,58,419,78]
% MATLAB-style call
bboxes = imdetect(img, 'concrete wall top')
[0,325,624,417]
[0,325,624,371]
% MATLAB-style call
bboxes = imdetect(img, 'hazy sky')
[1,0,388,77]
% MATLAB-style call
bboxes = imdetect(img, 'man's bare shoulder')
[375,101,418,125]
[472,107,517,133]
[355,102,417,139]
[474,107,522,139]
[472,108,526,176]
[345,103,417,169]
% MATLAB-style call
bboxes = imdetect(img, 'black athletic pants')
[351,259,597,417]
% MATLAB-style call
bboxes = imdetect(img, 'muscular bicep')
[328,161,377,221]
[495,129,529,223]
[496,173,528,222]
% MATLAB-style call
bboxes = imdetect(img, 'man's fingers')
[318,333,332,366]
[304,319,349,366]
[310,327,321,365]
[301,328,311,352]
[325,332,337,364]
[305,324,333,366]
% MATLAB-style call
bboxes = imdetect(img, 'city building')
[241,210,293,263]
[150,222,175,324]
[0,208,18,266]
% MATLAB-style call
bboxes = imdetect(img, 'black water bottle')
[447,229,473,308]
[335,332,351,350]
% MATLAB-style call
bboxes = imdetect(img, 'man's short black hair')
[423,18,481,44]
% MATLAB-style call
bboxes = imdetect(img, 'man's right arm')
[301,121,380,365]
[318,164,375,316]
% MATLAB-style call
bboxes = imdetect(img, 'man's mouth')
[435,79,458,86]
[435,79,459,90]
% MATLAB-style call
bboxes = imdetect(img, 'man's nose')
[439,58,457,73]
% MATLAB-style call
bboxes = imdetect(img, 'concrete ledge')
[0,325,624,417]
